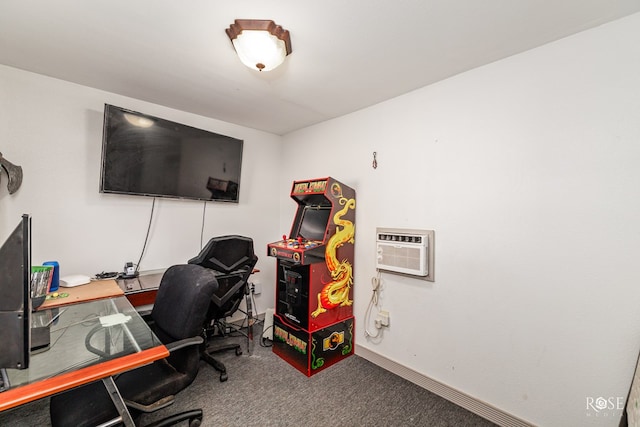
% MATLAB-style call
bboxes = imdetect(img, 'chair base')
[201,343,242,382]
[145,409,203,427]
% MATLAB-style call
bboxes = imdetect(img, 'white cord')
[364,271,382,338]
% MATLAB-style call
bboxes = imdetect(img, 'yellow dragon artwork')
[311,185,356,318]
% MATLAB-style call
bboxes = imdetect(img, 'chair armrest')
[165,336,204,352]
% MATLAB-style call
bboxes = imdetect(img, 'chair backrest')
[188,235,257,274]
[151,264,219,343]
[188,235,258,309]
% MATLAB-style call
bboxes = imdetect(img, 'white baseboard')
[355,346,534,427]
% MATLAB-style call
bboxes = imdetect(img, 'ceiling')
[1,1,639,135]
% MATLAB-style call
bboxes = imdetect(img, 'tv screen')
[295,206,331,241]
[100,104,243,203]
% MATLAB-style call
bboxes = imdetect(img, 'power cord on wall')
[364,271,383,339]
[200,200,207,250]
[133,197,156,276]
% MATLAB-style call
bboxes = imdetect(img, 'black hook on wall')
[372,151,377,169]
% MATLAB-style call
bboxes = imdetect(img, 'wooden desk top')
[39,279,124,310]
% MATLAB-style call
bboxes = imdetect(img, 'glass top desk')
[0,296,168,425]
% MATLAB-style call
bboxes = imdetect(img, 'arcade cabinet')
[267,177,355,376]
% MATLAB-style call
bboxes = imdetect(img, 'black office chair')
[49,264,219,427]
[188,235,258,382]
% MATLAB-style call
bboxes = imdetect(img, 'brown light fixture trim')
[226,19,292,55]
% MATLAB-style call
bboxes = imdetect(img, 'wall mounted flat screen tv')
[100,104,243,203]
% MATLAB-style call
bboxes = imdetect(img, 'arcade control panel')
[268,235,325,265]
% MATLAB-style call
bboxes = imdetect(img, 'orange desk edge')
[0,345,168,412]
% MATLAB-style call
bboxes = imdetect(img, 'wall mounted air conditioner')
[375,228,434,281]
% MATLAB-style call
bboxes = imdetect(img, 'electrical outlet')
[376,310,390,328]
[252,282,262,295]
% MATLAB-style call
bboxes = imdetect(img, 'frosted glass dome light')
[226,20,292,72]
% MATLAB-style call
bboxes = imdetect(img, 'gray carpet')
[0,329,497,427]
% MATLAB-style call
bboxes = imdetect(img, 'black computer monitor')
[0,214,31,371]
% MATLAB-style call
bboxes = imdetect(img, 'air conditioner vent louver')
[377,233,423,244]
[376,232,429,276]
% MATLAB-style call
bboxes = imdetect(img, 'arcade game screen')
[295,206,331,241]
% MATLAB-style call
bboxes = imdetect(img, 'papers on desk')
[99,313,132,327]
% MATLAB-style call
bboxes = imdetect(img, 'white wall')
[281,13,640,427]
[0,65,280,312]
[3,12,640,427]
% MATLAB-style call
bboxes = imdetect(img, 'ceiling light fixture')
[226,19,292,72]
